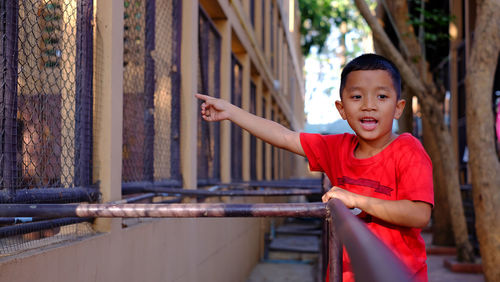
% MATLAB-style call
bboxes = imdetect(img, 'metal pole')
[0,202,327,218]
[0,187,100,204]
[123,187,322,197]
[328,209,342,282]
[0,217,92,238]
[326,199,412,282]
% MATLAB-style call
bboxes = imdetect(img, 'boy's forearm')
[227,103,305,156]
[355,195,431,229]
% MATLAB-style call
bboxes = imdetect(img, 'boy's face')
[335,70,405,143]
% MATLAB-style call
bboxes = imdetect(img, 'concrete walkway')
[424,232,485,282]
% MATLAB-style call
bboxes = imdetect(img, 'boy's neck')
[354,133,399,159]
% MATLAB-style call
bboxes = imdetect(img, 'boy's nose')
[361,96,376,110]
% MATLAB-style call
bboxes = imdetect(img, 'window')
[270,1,274,71]
[197,6,222,185]
[261,0,266,51]
[231,54,243,181]
[250,81,257,180]
[262,96,267,179]
[271,106,276,180]
[250,0,256,28]
[122,0,182,192]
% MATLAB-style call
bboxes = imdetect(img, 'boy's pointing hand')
[195,94,231,122]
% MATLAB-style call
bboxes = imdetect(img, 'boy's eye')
[378,94,388,99]
[352,95,362,99]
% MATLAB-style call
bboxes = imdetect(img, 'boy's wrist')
[223,101,234,121]
[353,194,365,210]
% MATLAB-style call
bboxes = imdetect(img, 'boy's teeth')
[360,118,378,130]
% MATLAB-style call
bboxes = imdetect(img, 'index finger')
[195,93,211,101]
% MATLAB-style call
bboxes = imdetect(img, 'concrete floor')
[246,231,486,282]
[247,263,316,282]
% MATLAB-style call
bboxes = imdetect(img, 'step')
[247,262,316,282]
[268,235,320,253]
[275,223,322,236]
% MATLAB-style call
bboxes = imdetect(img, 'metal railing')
[0,192,411,282]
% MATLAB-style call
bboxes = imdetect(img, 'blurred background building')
[0,1,313,281]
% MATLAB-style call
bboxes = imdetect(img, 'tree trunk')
[421,112,454,246]
[422,103,474,262]
[354,0,475,262]
[398,88,413,134]
[465,0,500,280]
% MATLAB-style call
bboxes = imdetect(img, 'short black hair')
[339,53,401,99]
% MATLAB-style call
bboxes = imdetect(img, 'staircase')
[247,218,323,282]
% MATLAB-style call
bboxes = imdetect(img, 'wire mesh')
[197,6,221,185]
[230,54,243,181]
[122,0,182,185]
[0,0,95,255]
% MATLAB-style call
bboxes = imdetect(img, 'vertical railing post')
[74,0,94,187]
[170,0,182,181]
[328,210,343,282]
[1,1,20,194]
[143,0,156,182]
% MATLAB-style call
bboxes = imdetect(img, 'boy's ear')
[394,99,406,119]
[335,100,347,120]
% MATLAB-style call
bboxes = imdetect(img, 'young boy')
[196,54,433,282]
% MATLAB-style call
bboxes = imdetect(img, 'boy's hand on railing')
[322,186,358,209]
[195,94,231,122]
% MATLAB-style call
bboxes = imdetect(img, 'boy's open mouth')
[360,117,378,131]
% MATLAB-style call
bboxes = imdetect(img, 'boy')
[196,54,433,282]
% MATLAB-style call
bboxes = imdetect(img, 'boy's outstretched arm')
[195,94,305,157]
[322,187,431,229]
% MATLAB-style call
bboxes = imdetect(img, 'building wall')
[0,1,308,281]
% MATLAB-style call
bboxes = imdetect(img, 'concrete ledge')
[444,258,483,273]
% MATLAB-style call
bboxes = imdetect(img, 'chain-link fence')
[0,0,96,255]
[230,54,243,181]
[197,6,221,186]
[122,0,181,188]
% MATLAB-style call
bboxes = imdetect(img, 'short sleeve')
[300,133,344,173]
[397,138,434,206]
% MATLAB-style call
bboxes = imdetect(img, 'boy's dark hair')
[339,54,401,99]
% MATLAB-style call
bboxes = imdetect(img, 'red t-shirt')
[300,133,434,282]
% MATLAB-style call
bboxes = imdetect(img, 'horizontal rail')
[0,199,412,282]
[0,187,100,204]
[0,203,328,218]
[123,187,322,197]
[0,217,93,238]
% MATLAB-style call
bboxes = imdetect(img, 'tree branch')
[354,0,432,103]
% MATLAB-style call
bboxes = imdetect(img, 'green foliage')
[298,0,334,56]
[298,0,375,57]
[404,0,452,69]
[408,0,453,48]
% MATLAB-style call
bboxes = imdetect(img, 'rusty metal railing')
[0,198,411,282]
